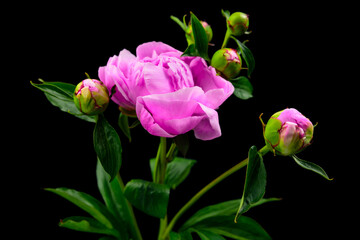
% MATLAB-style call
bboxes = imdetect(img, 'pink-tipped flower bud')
[211,48,242,79]
[74,79,109,115]
[264,108,314,156]
[228,12,249,36]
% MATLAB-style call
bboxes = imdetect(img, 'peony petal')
[136,87,212,138]
[136,41,180,60]
[277,108,313,131]
[193,103,221,140]
[189,57,234,108]
[138,87,204,120]
[136,96,176,138]
[143,62,173,94]
[99,65,134,109]
[115,49,136,76]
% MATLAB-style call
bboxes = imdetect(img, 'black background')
[13,1,354,239]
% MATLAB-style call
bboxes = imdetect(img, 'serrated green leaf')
[31,79,96,123]
[231,76,254,100]
[93,114,122,181]
[292,155,332,180]
[235,146,267,220]
[59,216,120,237]
[150,157,196,189]
[124,179,170,218]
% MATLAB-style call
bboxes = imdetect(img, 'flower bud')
[264,108,314,156]
[74,79,109,115]
[211,48,242,79]
[227,12,249,36]
[186,21,213,45]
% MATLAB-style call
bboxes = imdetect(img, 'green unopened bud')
[74,79,109,115]
[263,108,314,156]
[211,48,242,79]
[227,12,249,36]
[186,20,213,45]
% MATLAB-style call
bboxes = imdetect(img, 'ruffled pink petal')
[136,87,221,139]
[278,108,313,131]
[136,41,180,60]
[193,103,221,140]
[143,62,173,94]
[99,65,134,109]
[115,49,136,76]
[189,57,234,108]
[136,96,176,138]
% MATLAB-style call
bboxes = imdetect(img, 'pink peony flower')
[98,41,234,140]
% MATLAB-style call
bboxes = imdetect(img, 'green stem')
[116,174,143,240]
[159,137,167,184]
[161,146,269,238]
[156,137,169,240]
[166,142,177,162]
[221,28,232,49]
[154,137,168,184]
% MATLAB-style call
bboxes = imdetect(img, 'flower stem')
[156,137,169,240]
[159,137,168,184]
[161,146,269,238]
[221,28,232,49]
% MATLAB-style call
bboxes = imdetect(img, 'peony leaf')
[192,229,226,240]
[181,198,279,234]
[292,155,333,180]
[231,37,255,77]
[181,12,210,61]
[93,114,122,181]
[150,157,196,189]
[45,188,119,231]
[235,146,267,221]
[231,76,254,100]
[181,215,270,240]
[221,9,231,20]
[170,15,187,31]
[180,199,240,231]
[59,216,120,238]
[30,79,96,123]
[118,112,131,142]
[124,179,170,218]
